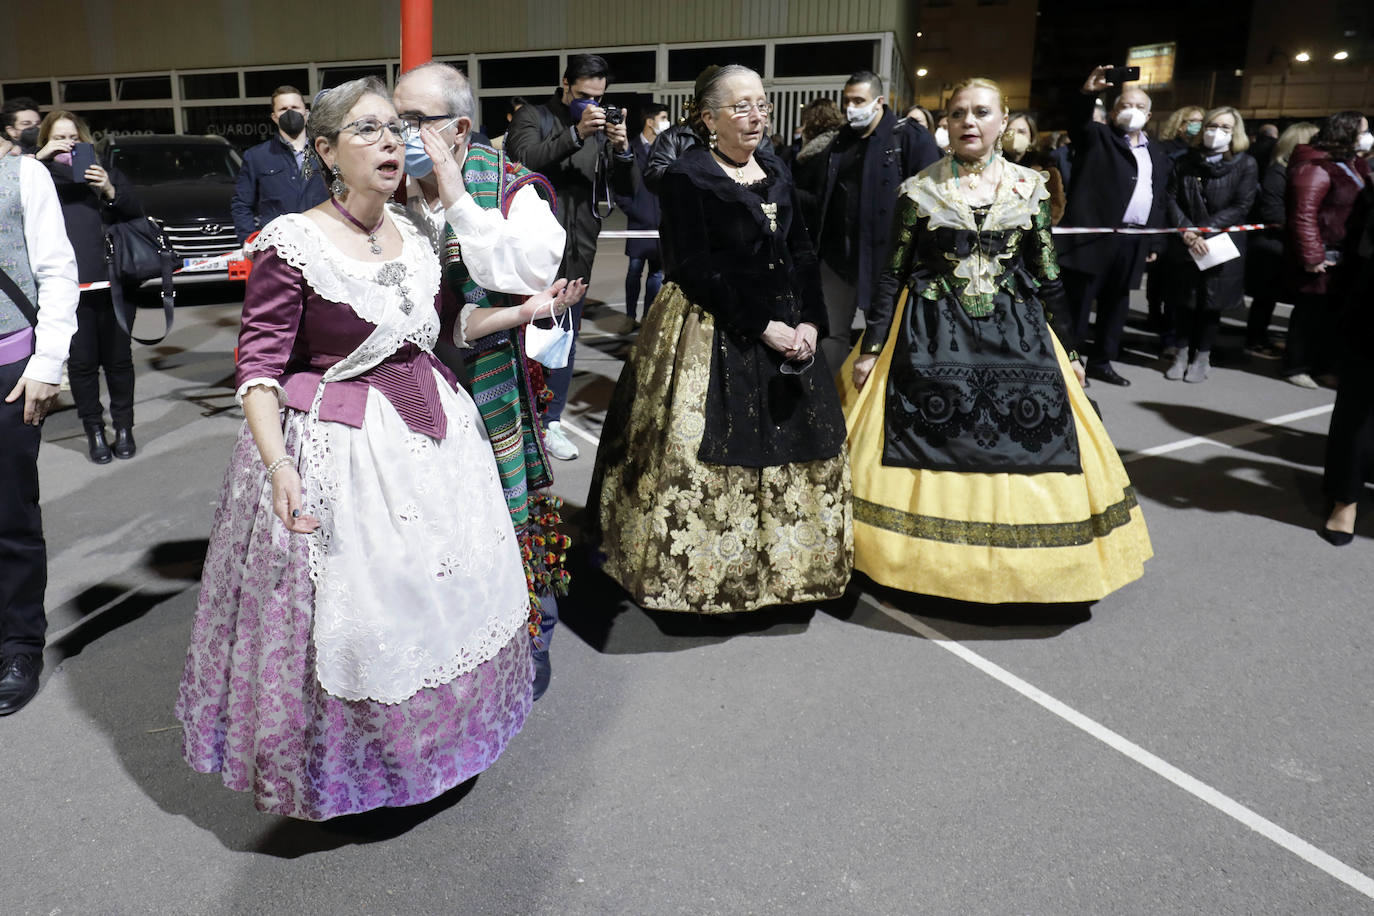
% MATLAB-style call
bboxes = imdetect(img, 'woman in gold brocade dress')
[588,65,852,613]
[839,78,1151,604]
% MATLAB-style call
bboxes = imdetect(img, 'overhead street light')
[1333,50,1349,61]
[1294,51,1311,62]
[916,68,929,77]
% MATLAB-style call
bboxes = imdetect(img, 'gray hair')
[398,61,476,124]
[308,75,390,145]
[697,64,761,126]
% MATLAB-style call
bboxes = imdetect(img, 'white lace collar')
[900,157,1050,233]
[246,205,441,329]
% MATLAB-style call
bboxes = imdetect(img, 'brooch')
[760,202,778,232]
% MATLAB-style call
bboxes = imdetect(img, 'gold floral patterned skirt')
[837,290,1152,604]
[590,283,852,613]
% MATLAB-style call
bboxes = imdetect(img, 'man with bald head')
[1056,67,1171,387]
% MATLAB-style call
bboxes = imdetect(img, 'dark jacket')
[1056,91,1171,285]
[793,129,838,243]
[1246,158,1291,297]
[44,157,142,284]
[814,108,940,311]
[643,123,775,194]
[230,134,328,244]
[659,146,844,467]
[1164,148,1258,311]
[614,133,661,260]
[1285,144,1371,296]
[506,91,637,283]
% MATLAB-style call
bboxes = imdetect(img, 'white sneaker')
[543,421,580,460]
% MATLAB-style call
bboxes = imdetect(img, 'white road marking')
[1122,404,1334,462]
[871,603,1374,901]
[557,419,601,447]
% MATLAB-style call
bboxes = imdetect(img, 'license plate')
[181,255,233,272]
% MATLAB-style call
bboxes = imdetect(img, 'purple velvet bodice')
[235,246,460,439]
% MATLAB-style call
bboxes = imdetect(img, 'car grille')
[161,220,239,259]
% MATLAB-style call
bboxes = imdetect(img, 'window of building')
[668,45,766,82]
[62,79,112,103]
[181,72,241,100]
[600,50,656,84]
[244,68,311,99]
[318,65,387,88]
[774,40,877,78]
[2,81,53,106]
[480,56,557,89]
[117,76,173,101]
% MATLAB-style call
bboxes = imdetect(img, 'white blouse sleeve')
[444,185,565,295]
[18,157,79,385]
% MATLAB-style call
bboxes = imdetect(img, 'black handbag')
[105,216,176,345]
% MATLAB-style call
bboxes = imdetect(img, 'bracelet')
[265,456,292,479]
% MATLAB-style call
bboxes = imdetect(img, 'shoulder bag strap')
[108,239,176,345]
[0,266,40,328]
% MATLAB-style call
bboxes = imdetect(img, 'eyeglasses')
[721,100,774,118]
[342,117,412,143]
[400,113,458,132]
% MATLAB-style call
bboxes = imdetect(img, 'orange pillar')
[400,0,434,73]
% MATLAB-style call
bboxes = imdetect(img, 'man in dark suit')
[230,86,329,244]
[1056,67,1171,386]
[615,101,668,326]
[814,70,940,374]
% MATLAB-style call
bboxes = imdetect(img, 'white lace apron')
[245,209,530,704]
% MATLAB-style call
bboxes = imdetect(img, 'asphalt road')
[3,230,1371,916]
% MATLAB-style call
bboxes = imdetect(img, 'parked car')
[101,134,243,278]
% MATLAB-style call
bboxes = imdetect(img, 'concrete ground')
[3,218,1372,916]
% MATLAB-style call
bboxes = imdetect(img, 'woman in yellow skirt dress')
[839,78,1151,604]
[588,65,852,613]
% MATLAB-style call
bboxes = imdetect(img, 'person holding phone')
[35,110,144,463]
[1055,66,1171,387]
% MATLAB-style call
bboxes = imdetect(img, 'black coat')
[614,133,661,259]
[1056,91,1171,286]
[814,108,940,312]
[506,91,637,282]
[1164,149,1258,311]
[44,157,142,284]
[1246,159,1289,297]
[792,129,837,243]
[659,146,845,467]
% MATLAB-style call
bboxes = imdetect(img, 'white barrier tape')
[599,225,1274,241]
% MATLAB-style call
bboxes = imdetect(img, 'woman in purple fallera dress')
[175,77,580,820]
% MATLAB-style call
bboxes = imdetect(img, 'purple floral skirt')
[175,419,533,820]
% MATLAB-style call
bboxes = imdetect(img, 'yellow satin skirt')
[837,291,1152,604]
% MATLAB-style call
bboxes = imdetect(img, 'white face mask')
[524,304,575,369]
[1357,131,1374,153]
[846,98,881,130]
[934,126,950,149]
[1203,127,1232,152]
[1115,108,1148,133]
[653,118,669,135]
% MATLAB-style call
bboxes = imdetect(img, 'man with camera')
[1056,65,1171,387]
[230,85,329,245]
[506,53,637,461]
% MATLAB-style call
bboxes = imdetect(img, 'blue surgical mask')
[568,98,598,123]
[403,117,458,178]
[1184,121,1202,137]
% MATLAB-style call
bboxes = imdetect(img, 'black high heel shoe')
[1317,527,1354,547]
[84,422,113,464]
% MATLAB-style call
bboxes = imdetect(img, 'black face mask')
[17,126,39,152]
[277,110,306,138]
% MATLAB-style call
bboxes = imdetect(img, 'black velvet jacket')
[659,146,846,467]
